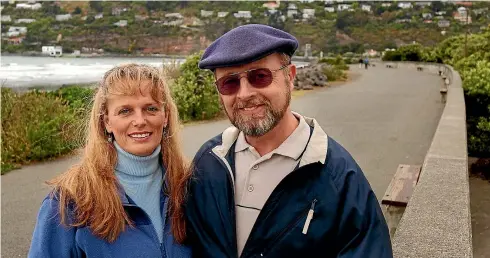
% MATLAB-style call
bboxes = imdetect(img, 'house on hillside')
[135,15,148,21]
[114,20,128,27]
[56,14,72,21]
[395,19,411,23]
[95,13,104,19]
[234,11,252,19]
[325,7,335,13]
[7,26,27,37]
[361,4,372,12]
[7,36,25,45]
[458,7,468,16]
[455,1,473,7]
[381,3,392,7]
[112,7,128,16]
[263,1,280,9]
[338,4,352,11]
[398,2,413,9]
[438,19,450,28]
[16,18,36,23]
[454,11,472,24]
[16,3,41,10]
[1,15,12,22]
[422,13,432,19]
[424,20,433,24]
[165,13,184,19]
[435,11,446,16]
[287,3,298,18]
[42,46,63,57]
[217,12,229,18]
[365,49,378,57]
[201,10,214,17]
[302,9,315,20]
[416,2,431,7]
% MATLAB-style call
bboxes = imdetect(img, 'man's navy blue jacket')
[185,116,393,258]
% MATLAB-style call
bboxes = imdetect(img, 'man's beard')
[223,82,291,137]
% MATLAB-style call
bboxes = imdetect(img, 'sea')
[0,55,310,90]
[0,55,184,89]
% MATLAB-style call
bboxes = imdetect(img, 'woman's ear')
[104,115,112,133]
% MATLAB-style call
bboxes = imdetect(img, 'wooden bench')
[381,164,422,237]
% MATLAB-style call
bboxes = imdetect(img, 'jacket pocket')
[254,199,318,258]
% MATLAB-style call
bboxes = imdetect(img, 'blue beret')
[198,24,299,70]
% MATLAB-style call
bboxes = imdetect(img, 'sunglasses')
[215,64,289,95]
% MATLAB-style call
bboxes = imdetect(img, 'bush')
[49,86,95,111]
[382,50,402,61]
[1,89,83,173]
[462,61,490,156]
[319,55,349,70]
[171,52,221,122]
[383,44,425,62]
[323,65,346,81]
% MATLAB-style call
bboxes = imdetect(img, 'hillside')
[1,1,489,56]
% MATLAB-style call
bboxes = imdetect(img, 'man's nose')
[236,76,255,99]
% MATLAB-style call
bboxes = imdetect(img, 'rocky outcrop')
[294,63,329,90]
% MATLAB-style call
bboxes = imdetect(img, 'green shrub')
[323,65,346,81]
[319,55,349,70]
[468,117,490,157]
[49,86,95,111]
[382,50,402,61]
[461,61,490,156]
[171,52,221,122]
[1,89,83,173]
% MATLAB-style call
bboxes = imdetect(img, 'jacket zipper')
[253,199,318,258]
[210,150,235,188]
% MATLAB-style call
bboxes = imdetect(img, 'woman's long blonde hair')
[49,63,191,243]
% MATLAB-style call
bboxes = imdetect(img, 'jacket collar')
[212,112,328,167]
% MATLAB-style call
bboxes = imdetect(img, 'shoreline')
[1,52,189,59]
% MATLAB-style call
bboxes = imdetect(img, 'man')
[185,24,392,258]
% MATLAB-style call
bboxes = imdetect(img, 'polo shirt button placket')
[248,185,254,192]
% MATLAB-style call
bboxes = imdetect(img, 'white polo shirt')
[234,114,311,256]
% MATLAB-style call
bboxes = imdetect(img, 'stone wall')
[379,62,473,258]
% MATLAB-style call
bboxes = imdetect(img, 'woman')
[28,64,192,257]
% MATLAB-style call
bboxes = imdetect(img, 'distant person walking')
[364,57,370,69]
[359,58,363,69]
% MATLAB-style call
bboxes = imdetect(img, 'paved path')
[1,66,445,257]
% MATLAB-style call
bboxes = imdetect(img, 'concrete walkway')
[1,66,445,257]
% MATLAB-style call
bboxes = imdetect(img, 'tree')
[89,1,103,12]
[41,2,62,15]
[85,15,95,24]
[72,6,82,15]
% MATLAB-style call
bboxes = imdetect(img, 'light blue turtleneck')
[114,142,164,243]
